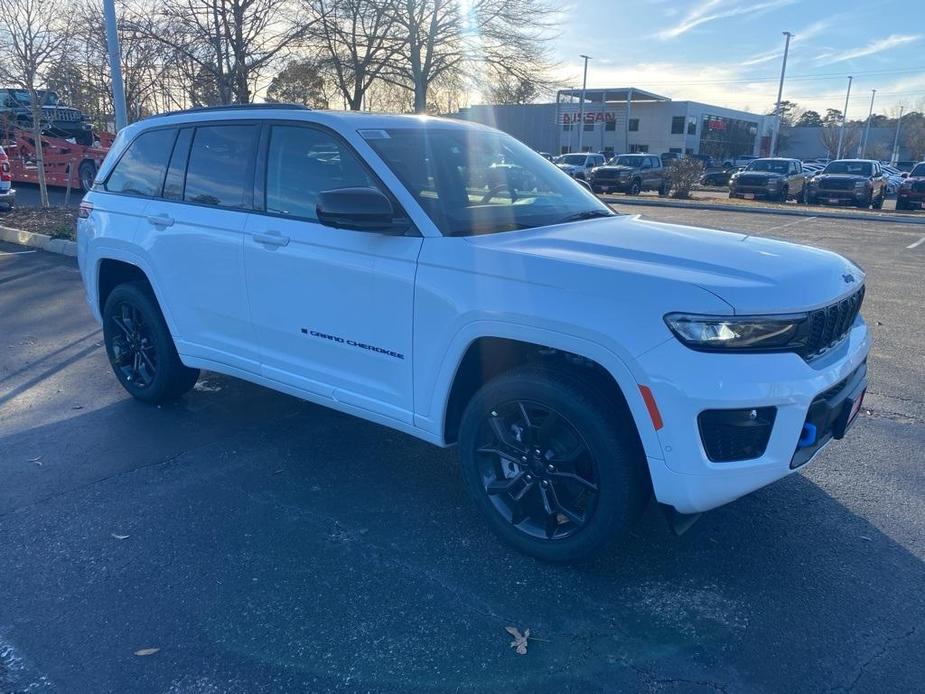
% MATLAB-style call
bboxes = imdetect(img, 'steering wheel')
[481,182,518,204]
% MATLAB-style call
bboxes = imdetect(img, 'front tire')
[628,179,641,196]
[102,282,199,404]
[458,367,649,563]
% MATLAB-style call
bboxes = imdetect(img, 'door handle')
[147,213,174,228]
[253,231,290,247]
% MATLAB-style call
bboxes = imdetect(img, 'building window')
[671,116,685,134]
[583,122,594,132]
[687,119,697,135]
[560,146,570,154]
[629,144,649,153]
[668,147,682,154]
[628,118,639,132]
[699,113,760,161]
[605,120,616,132]
[562,123,571,132]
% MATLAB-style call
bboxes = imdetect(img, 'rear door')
[95,126,178,248]
[139,122,262,373]
[243,122,421,422]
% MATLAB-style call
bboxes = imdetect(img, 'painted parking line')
[0,250,37,257]
[907,236,925,250]
[766,216,817,232]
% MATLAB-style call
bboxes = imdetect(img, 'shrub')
[666,158,704,199]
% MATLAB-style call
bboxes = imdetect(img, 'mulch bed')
[0,207,77,240]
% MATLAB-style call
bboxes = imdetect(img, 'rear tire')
[102,282,199,404]
[457,367,649,563]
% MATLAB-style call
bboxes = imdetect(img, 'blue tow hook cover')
[798,423,817,448]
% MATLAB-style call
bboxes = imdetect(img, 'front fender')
[413,319,666,461]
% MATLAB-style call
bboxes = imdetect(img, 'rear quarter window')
[104,128,177,197]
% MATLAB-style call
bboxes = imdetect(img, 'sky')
[545,0,925,118]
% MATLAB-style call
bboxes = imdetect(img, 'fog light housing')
[698,407,777,462]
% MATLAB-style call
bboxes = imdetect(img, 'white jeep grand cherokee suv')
[77,105,870,562]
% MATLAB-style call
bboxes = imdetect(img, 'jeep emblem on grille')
[843,273,856,284]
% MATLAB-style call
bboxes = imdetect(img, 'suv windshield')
[611,156,646,167]
[746,159,790,174]
[910,164,925,177]
[554,154,587,165]
[366,128,613,236]
[823,161,872,176]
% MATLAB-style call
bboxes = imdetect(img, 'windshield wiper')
[555,210,615,224]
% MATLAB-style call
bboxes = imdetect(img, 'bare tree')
[127,0,315,105]
[312,0,403,110]
[820,125,860,159]
[266,58,330,108]
[385,0,556,113]
[0,0,72,207]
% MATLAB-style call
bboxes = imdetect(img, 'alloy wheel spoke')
[487,414,525,452]
[536,410,564,448]
[549,471,598,492]
[477,444,524,465]
[486,471,524,496]
[545,482,586,527]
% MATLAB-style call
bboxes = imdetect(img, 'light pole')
[577,55,591,153]
[836,76,853,159]
[769,31,793,157]
[859,89,876,158]
[891,106,905,164]
[103,0,128,130]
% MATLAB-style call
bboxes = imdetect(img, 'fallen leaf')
[111,533,130,540]
[505,626,530,655]
[134,648,159,656]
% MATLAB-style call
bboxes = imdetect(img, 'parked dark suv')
[729,158,808,202]
[588,154,667,195]
[896,162,925,210]
[805,159,887,209]
[0,88,93,145]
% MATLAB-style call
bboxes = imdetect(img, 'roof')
[555,87,670,103]
[136,107,488,133]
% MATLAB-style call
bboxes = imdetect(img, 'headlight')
[664,313,810,352]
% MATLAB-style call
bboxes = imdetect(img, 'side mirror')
[316,187,403,234]
[901,172,909,178]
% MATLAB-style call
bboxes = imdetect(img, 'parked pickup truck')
[77,107,870,562]
[588,153,667,195]
[896,162,925,210]
[729,158,808,202]
[805,159,887,209]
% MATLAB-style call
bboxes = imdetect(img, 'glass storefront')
[699,114,759,160]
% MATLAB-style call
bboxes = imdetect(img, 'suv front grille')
[819,178,854,191]
[736,175,767,187]
[803,286,865,359]
[913,181,925,193]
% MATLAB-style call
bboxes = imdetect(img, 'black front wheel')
[458,367,649,562]
[103,282,199,403]
[628,179,642,196]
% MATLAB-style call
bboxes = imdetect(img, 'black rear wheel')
[78,160,97,193]
[103,282,199,403]
[458,367,649,562]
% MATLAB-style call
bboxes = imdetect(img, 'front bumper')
[730,185,778,199]
[809,188,868,204]
[591,179,631,193]
[897,190,925,207]
[637,315,871,514]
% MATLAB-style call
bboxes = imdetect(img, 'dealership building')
[457,87,774,161]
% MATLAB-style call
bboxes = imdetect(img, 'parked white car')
[77,107,870,562]
[553,152,606,180]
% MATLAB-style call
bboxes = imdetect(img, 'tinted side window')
[105,128,176,197]
[265,125,375,221]
[184,124,258,208]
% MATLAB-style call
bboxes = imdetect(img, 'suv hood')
[814,173,867,182]
[464,215,862,314]
[593,165,637,174]
[737,171,783,179]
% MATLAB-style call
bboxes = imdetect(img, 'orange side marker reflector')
[639,385,664,431]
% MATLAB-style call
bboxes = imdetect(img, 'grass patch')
[0,207,77,241]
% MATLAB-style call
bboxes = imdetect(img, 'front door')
[243,123,421,423]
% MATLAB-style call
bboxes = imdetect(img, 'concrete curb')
[605,196,925,226]
[0,225,77,256]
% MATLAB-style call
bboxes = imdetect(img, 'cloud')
[816,34,922,64]
[740,19,835,66]
[657,0,796,40]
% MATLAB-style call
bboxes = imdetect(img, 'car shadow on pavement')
[0,380,921,693]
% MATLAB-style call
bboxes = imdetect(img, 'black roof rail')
[145,103,311,119]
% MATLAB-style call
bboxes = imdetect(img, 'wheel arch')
[429,325,663,462]
[93,252,177,336]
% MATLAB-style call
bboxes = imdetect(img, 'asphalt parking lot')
[0,208,923,693]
